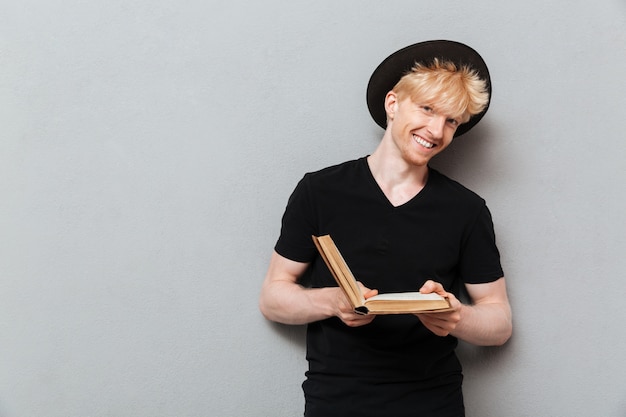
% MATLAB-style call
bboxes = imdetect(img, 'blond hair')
[393,58,489,124]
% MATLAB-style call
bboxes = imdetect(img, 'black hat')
[366,40,491,137]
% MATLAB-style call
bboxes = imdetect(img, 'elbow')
[494,330,512,346]
[259,289,282,323]
[258,295,273,321]
[494,319,513,346]
[258,279,274,321]
[476,312,512,347]
[492,303,513,346]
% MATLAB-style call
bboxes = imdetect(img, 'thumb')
[363,288,379,299]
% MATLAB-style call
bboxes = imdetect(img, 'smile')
[413,134,435,149]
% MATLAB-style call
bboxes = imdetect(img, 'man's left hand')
[415,280,463,337]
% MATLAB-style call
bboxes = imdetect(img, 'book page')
[312,235,364,307]
[367,292,444,301]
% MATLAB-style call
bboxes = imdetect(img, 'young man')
[259,40,512,417]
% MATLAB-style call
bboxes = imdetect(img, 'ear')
[384,91,398,122]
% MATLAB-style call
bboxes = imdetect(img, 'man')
[259,40,512,417]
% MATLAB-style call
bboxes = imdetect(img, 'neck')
[367,135,429,206]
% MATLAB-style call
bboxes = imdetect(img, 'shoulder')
[428,168,486,206]
[304,157,365,180]
[299,157,367,190]
[287,157,368,204]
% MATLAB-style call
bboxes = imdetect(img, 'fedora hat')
[366,40,491,137]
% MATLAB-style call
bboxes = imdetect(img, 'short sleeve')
[458,204,504,284]
[274,174,319,263]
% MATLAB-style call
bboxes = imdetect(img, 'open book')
[312,234,452,315]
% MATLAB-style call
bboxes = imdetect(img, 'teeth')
[413,135,434,149]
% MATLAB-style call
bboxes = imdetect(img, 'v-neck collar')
[361,157,433,209]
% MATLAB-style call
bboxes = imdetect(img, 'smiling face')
[392,58,490,130]
[382,59,490,167]
[385,92,460,167]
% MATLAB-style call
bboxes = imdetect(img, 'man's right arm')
[259,251,377,327]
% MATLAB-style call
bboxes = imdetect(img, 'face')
[385,92,460,167]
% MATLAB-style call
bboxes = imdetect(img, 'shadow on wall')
[269,322,307,350]
[366,120,499,182]
[429,122,497,181]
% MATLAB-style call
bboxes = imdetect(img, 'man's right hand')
[334,282,377,327]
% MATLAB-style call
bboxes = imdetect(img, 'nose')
[427,115,446,139]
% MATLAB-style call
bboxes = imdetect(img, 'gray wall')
[2,1,625,416]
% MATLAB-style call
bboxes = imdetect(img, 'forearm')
[259,280,337,325]
[451,302,512,346]
[259,251,377,327]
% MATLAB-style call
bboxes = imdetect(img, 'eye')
[446,118,459,127]
[421,105,434,113]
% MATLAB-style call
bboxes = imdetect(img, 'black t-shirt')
[275,157,503,416]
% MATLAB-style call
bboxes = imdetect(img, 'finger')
[342,312,375,327]
[420,280,451,298]
[417,317,452,336]
[418,311,460,332]
[363,288,379,299]
[356,281,379,300]
[420,280,442,294]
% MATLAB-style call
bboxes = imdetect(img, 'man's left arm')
[417,277,512,346]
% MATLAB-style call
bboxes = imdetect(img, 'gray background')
[2,1,625,416]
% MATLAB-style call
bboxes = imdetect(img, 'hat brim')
[366,40,491,138]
